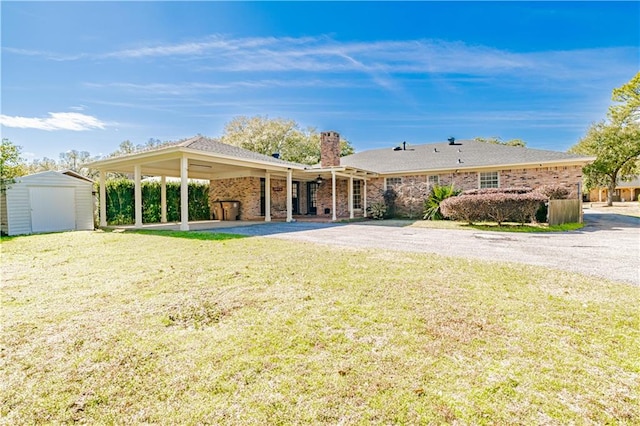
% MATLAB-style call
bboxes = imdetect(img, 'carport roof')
[89,135,307,170]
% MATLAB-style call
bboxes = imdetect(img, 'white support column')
[134,165,142,228]
[160,175,167,223]
[180,156,189,231]
[286,169,293,222]
[265,172,272,222]
[331,170,337,221]
[349,176,354,219]
[363,179,368,218]
[99,170,107,227]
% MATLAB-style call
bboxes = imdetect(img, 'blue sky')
[1,1,638,161]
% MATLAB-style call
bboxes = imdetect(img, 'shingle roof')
[340,140,591,174]
[178,136,306,168]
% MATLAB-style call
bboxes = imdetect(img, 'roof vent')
[272,153,280,159]
[457,158,463,164]
[448,137,456,145]
[433,148,438,153]
[393,146,402,151]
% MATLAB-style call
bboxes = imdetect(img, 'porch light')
[316,175,323,185]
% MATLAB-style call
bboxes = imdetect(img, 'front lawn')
[2,231,638,424]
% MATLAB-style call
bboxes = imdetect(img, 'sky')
[1,1,639,162]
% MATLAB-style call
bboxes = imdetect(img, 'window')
[479,171,499,189]
[386,177,402,188]
[428,175,439,186]
[353,180,362,209]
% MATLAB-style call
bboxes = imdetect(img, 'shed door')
[29,186,75,233]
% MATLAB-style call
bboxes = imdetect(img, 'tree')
[1,138,27,190]
[27,157,59,174]
[570,72,640,206]
[474,136,526,147]
[221,115,354,164]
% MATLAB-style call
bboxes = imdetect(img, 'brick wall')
[209,177,261,220]
[210,176,347,220]
[364,165,584,217]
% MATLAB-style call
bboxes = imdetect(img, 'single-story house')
[88,132,593,229]
[1,170,95,236]
[587,176,640,202]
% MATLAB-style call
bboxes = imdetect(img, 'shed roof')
[340,140,593,174]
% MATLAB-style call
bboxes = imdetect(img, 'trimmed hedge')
[100,179,210,225]
[440,187,547,225]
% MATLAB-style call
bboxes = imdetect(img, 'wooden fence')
[548,199,582,225]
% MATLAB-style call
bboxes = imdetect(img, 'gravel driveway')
[212,211,640,285]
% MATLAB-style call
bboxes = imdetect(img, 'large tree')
[1,138,27,190]
[570,72,640,206]
[221,116,354,164]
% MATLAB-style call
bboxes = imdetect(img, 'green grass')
[2,231,639,424]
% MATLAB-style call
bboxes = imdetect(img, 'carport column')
[180,156,189,231]
[363,179,367,218]
[160,175,167,223]
[286,169,293,222]
[265,172,272,222]
[349,176,354,219]
[331,170,337,221]
[134,165,142,228]
[99,170,107,227]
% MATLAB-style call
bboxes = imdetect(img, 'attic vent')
[272,153,280,159]
[433,148,438,153]
[457,159,463,164]
[393,146,402,151]
[448,137,456,145]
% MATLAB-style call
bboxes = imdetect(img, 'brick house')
[90,132,593,229]
[587,176,640,203]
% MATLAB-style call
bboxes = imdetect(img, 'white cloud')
[0,112,106,131]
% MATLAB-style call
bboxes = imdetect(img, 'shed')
[1,171,95,236]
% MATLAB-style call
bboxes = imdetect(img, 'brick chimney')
[320,131,341,167]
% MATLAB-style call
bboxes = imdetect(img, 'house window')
[479,171,499,188]
[428,175,439,186]
[353,180,362,209]
[386,177,402,188]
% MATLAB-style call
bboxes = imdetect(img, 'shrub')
[534,184,571,200]
[367,202,387,220]
[423,184,461,220]
[440,189,547,225]
[382,188,397,219]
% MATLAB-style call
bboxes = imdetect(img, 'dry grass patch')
[1,230,639,424]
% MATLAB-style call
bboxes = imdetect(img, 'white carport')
[88,137,310,231]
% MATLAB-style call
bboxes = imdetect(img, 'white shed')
[1,171,95,236]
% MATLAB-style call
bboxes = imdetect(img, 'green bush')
[423,184,461,220]
[382,188,397,218]
[367,202,387,220]
[100,179,210,225]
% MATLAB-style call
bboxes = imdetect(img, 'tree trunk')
[607,176,616,207]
